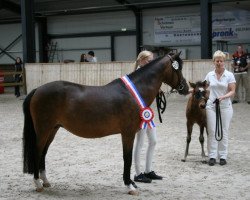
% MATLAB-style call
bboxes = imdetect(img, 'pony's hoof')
[126,183,138,195]
[181,159,186,162]
[43,182,51,187]
[36,187,44,192]
[128,190,139,195]
[34,178,44,192]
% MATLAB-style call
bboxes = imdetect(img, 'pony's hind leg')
[33,125,58,192]
[39,128,58,188]
[39,170,50,187]
[121,132,138,195]
[31,140,44,192]
[33,149,44,192]
[39,148,50,187]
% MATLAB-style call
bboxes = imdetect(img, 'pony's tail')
[23,89,37,174]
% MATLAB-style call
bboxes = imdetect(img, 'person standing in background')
[231,45,250,104]
[87,51,97,62]
[80,53,89,62]
[14,57,23,97]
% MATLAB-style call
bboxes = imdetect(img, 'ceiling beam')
[37,7,128,17]
[210,0,250,3]
[34,1,202,17]
[115,0,139,12]
[0,0,21,15]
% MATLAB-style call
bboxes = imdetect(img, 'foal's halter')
[167,55,186,93]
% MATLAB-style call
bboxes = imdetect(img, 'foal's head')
[189,80,208,109]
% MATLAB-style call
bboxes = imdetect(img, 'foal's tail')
[23,89,37,174]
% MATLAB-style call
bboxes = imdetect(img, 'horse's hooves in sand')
[128,190,139,195]
[36,187,44,192]
[43,182,51,187]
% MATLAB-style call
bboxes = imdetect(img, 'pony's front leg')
[199,126,206,163]
[121,133,138,195]
[182,121,193,162]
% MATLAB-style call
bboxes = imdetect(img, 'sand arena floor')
[0,89,249,200]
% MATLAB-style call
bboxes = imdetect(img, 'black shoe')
[144,171,163,180]
[208,158,216,166]
[220,159,227,166]
[134,173,152,183]
[247,102,250,104]
[232,100,239,104]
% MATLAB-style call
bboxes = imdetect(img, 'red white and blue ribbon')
[121,75,155,129]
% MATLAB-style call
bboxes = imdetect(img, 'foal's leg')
[199,126,206,163]
[121,132,138,195]
[39,128,58,187]
[182,121,193,162]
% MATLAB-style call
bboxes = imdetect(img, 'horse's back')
[29,80,140,138]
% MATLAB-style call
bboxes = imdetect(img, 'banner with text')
[154,11,250,45]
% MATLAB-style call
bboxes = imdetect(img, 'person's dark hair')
[88,51,95,57]
[15,57,23,64]
[80,53,88,62]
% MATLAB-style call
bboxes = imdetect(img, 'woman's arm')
[219,83,236,101]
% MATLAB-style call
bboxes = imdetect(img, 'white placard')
[154,11,250,45]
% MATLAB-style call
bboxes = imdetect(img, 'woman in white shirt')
[133,50,163,183]
[205,50,236,166]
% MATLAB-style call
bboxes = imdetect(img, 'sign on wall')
[154,11,250,45]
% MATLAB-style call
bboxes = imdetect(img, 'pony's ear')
[202,80,207,87]
[189,81,196,88]
[172,51,181,58]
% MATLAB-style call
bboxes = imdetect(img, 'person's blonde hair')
[213,50,226,61]
[133,50,153,71]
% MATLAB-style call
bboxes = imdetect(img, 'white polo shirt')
[205,69,236,109]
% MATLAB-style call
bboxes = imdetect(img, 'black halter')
[156,54,185,123]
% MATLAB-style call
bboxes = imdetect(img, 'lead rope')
[213,98,223,141]
[156,91,166,123]
[156,89,177,123]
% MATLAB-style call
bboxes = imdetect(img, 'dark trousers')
[14,75,21,97]
[15,85,20,96]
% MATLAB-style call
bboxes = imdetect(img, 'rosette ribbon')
[121,75,155,129]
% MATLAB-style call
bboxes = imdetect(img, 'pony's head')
[164,52,189,95]
[189,80,208,109]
